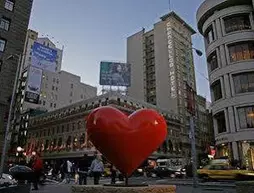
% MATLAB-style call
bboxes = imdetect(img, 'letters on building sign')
[166,22,176,98]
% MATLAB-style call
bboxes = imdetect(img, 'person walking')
[65,160,72,184]
[77,154,90,185]
[31,154,43,190]
[110,164,117,184]
[89,155,104,185]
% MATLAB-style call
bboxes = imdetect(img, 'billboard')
[31,42,57,72]
[99,61,131,86]
[24,66,43,104]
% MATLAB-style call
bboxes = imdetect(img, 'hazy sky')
[29,0,210,101]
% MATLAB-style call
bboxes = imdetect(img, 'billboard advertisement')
[24,66,43,104]
[31,42,57,72]
[99,61,131,86]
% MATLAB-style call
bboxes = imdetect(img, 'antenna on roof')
[169,0,171,11]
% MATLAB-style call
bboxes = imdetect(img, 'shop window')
[214,111,226,133]
[204,25,215,45]
[211,80,222,101]
[238,106,254,129]
[224,14,251,34]
[228,42,254,62]
[207,51,218,72]
[233,71,254,94]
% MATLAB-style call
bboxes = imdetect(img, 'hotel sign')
[166,21,176,98]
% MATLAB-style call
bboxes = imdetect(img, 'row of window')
[31,123,83,138]
[205,13,252,45]
[215,105,254,134]
[0,1,15,53]
[208,41,254,72]
[211,71,254,102]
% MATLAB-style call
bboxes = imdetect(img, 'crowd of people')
[29,153,122,190]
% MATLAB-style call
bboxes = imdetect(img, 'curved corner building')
[197,0,254,169]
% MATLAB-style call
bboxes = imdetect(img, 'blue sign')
[99,62,131,86]
[31,42,57,72]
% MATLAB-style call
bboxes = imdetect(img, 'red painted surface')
[86,106,167,176]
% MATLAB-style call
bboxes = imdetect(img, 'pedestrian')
[31,153,43,190]
[110,164,117,184]
[77,154,90,185]
[65,160,73,184]
[89,155,104,185]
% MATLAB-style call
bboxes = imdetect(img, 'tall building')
[0,0,33,152]
[21,29,63,73]
[9,29,97,154]
[18,29,97,113]
[127,11,198,152]
[197,0,254,169]
[196,95,214,153]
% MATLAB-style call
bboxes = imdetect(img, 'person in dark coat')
[77,154,90,185]
[110,164,117,184]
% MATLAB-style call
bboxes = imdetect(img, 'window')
[238,106,254,129]
[233,72,254,94]
[0,39,6,52]
[4,0,14,11]
[56,79,59,84]
[71,84,73,89]
[56,87,58,91]
[53,78,55,83]
[0,17,10,31]
[204,25,215,45]
[207,51,218,71]
[52,86,54,90]
[224,14,251,34]
[50,103,52,107]
[214,111,226,133]
[70,92,73,97]
[211,80,222,101]
[54,103,56,108]
[81,94,83,99]
[228,42,254,62]
[43,101,46,106]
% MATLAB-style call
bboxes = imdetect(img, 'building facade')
[197,0,254,169]
[0,0,33,154]
[127,11,200,152]
[8,29,97,154]
[22,93,188,164]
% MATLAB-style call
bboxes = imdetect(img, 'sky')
[29,0,210,101]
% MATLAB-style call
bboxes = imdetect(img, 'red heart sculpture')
[86,106,167,176]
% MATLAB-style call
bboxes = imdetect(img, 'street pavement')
[30,177,236,193]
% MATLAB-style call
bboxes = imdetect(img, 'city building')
[20,92,188,165]
[127,11,201,153]
[197,0,254,169]
[196,95,214,153]
[8,29,97,155]
[0,0,33,154]
[18,29,97,112]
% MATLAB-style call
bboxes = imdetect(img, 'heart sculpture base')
[103,183,148,187]
[72,185,176,193]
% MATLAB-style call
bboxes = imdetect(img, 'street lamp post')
[185,47,203,188]
[0,54,22,177]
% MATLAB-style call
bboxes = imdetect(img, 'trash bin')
[9,165,33,193]
[9,165,34,182]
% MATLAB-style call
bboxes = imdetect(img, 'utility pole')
[185,48,203,188]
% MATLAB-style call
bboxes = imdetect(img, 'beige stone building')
[197,0,254,169]
[22,93,187,163]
